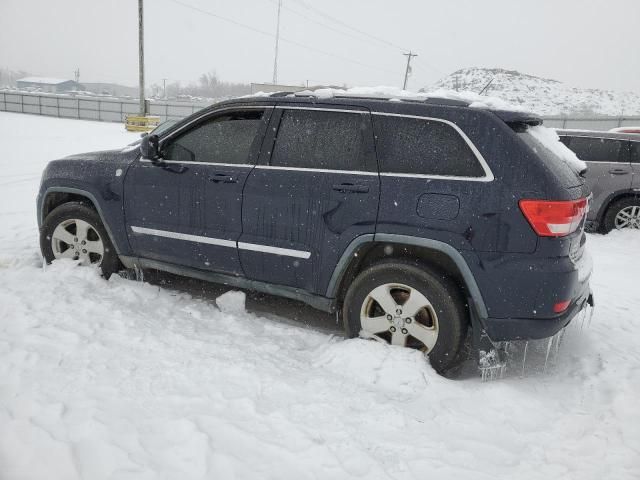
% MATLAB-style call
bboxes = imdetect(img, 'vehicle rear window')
[372,115,485,177]
[564,136,626,163]
[271,109,369,171]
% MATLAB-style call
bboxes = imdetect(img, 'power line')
[271,0,448,83]
[294,0,409,52]
[164,0,397,78]
[266,0,400,54]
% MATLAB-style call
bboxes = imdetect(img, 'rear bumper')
[466,240,593,341]
[484,289,594,342]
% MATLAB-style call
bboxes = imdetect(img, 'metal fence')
[541,116,640,131]
[2,90,640,131]
[0,91,211,123]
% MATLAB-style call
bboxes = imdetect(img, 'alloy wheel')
[51,218,105,265]
[359,282,439,351]
[614,205,640,229]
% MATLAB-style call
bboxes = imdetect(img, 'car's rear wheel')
[342,260,467,374]
[603,198,640,232]
[40,202,120,278]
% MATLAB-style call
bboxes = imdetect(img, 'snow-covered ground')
[0,112,638,480]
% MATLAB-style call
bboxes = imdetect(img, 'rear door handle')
[209,173,238,184]
[332,183,369,193]
[608,168,629,175]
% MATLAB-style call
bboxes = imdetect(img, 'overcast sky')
[1,0,638,92]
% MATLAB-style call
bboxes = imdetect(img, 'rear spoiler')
[492,110,543,131]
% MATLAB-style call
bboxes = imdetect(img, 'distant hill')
[425,67,640,116]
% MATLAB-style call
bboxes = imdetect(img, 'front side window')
[163,110,264,164]
[373,116,485,177]
[565,136,626,163]
[270,109,369,171]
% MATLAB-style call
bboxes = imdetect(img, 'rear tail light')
[519,198,587,237]
[553,300,571,313]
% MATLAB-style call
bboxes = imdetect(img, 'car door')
[562,136,632,219]
[631,141,640,191]
[124,106,272,274]
[239,106,379,295]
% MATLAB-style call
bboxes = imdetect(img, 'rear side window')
[630,142,640,163]
[564,136,626,163]
[163,110,263,164]
[372,116,484,177]
[271,109,369,171]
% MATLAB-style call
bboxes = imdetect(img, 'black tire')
[602,197,640,233]
[342,259,468,374]
[40,202,121,279]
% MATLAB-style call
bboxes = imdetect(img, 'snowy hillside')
[426,67,640,116]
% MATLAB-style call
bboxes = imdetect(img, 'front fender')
[37,151,136,255]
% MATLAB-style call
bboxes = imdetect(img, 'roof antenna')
[478,78,494,96]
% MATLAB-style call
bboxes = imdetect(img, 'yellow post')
[125,115,160,132]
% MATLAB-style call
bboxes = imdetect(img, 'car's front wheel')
[40,202,121,278]
[342,260,468,374]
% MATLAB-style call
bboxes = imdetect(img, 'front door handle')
[332,183,369,193]
[209,173,238,184]
[608,168,629,175]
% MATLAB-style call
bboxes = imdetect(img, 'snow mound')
[216,290,246,314]
[428,67,640,116]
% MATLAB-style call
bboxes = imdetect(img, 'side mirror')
[140,134,161,162]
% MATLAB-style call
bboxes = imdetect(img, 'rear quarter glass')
[518,130,585,190]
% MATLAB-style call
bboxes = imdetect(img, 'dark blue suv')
[37,93,593,373]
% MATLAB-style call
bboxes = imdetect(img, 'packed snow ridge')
[426,67,640,116]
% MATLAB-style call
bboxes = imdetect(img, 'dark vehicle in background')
[37,94,593,374]
[558,130,640,231]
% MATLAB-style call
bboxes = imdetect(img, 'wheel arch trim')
[38,187,122,255]
[326,233,488,319]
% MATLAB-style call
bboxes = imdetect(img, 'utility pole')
[272,0,282,84]
[138,0,146,115]
[74,68,80,84]
[162,78,168,99]
[402,51,418,90]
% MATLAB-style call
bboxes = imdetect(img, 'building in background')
[16,77,83,93]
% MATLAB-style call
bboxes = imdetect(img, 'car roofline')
[201,94,542,125]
